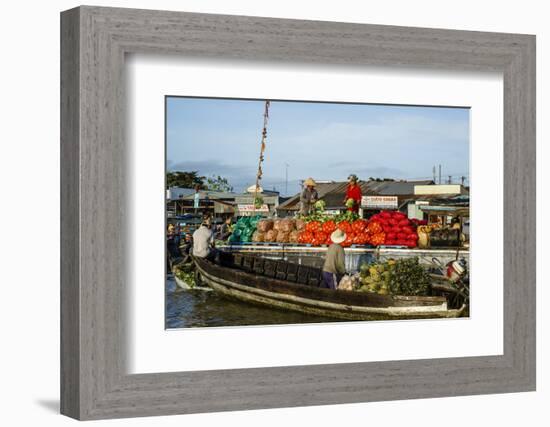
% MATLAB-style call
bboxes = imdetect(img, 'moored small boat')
[193,254,466,321]
[173,274,212,291]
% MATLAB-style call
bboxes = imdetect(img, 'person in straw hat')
[299,177,319,216]
[322,229,347,289]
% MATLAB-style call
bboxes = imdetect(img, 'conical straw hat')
[330,229,347,244]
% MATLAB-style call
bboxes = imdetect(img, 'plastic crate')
[232,253,244,268]
[296,265,311,285]
[307,268,323,287]
[275,260,288,281]
[286,263,299,282]
[242,255,255,273]
[252,257,265,275]
[263,259,277,278]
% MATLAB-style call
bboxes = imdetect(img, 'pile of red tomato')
[296,211,423,248]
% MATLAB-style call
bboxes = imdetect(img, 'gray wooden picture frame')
[60,5,536,420]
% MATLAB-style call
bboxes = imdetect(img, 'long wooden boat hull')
[194,257,465,321]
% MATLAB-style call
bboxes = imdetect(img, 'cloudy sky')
[166,97,470,196]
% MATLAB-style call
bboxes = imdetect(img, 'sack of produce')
[338,274,358,291]
[312,231,328,246]
[353,232,369,245]
[305,220,322,233]
[298,231,314,244]
[252,231,265,242]
[295,218,305,231]
[352,219,368,233]
[257,219,274,232]
[341,232,355,247]
[401,226,414,235]
[337,220,352,234]
[276,231,290,243]
[265,229,279,242]
[370,232,386,246]
[322,220,336,234]
[280,218,295,233]
[273,219,282,231]
[289,230,300,243]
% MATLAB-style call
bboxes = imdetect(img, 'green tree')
[166,171,205,189]
[205,175,234,192]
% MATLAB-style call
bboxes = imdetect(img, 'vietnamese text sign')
[237,204,269,213]
[362,196,398,209]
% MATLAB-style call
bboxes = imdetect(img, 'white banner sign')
[237,204,269,213]
[361,196,398,209]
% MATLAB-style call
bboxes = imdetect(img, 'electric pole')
[438,164,442,184]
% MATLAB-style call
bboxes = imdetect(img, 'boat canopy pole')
[253,100,270,213]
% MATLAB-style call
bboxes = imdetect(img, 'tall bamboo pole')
[253,100,270,214]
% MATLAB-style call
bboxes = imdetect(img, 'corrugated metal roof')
[277,180,434,210]
[180,191,242,200]
[374,180,434,195]
[166,187,196,200]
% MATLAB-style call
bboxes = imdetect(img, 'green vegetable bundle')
[174,264,196,288]
[230,215,262,242]
[387,257,431,296]
[297,207,358,225]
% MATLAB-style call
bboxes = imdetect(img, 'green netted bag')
[249,215,261,228]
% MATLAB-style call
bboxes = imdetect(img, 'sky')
[166,97,470,196]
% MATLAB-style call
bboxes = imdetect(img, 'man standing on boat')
[322,229,347,289]
[192,218,217,261]
[299,177,318,216]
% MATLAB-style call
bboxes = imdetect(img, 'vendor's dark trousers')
[322,271,340,290]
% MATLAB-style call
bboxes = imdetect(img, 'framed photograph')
[61,6,535,420]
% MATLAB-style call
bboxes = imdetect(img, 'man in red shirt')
[343,174,362,213]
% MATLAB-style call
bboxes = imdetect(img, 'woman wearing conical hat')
[299,177,318,216]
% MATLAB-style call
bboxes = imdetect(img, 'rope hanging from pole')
[253,100,270,212]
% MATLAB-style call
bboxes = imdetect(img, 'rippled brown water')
[165,277,342,328]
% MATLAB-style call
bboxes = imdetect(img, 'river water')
[165,276,343,329]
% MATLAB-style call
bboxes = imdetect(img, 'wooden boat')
[193,254,466,321]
